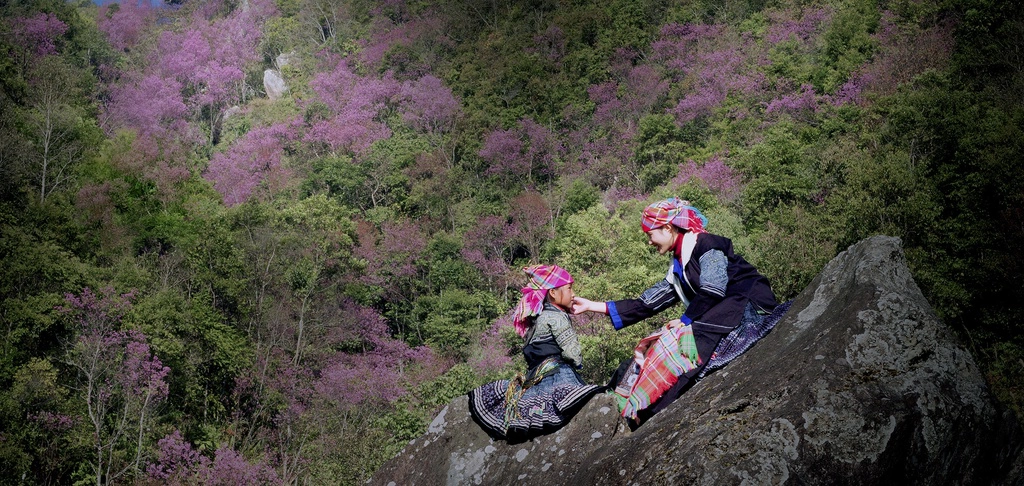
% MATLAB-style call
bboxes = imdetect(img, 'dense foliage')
[1,0,1021,483]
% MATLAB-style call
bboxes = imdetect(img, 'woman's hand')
[570,297,591,314]
[666,318,682,329]
[571,297,607,315]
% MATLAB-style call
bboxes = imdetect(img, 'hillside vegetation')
[1,0,1022,483]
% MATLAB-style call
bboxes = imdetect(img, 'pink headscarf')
[640,198,708,234]
[512,264,574,337]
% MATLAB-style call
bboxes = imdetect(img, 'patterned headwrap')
[512,264,574,337]
[640,198,708,234]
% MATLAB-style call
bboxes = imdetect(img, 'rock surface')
[370,236,1023,485]
[276,51,295,69]
[263,68,287,100]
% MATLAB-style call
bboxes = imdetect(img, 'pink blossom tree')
[530,25,567,63]
[398,74,463,166]
[654,25,759,124]
[591,61,669,132]
[302,301,442,480]
[479,127,523,179]
[573,51,673,190]
[62,287,171,485]
[201,446,280,485]
[104,74,189,139]
[223,348,315,484]
[764,8,831,45]
[205,123,294,206]
[147,429,279,485]
[519,118,561,180]
[510,190,552,262]
[316,303,435,408]
[461,215,519,294]
[764,83,820,119]
[672,153,744,202]
[154,14,261,145]
[101,0,274,147]
[479,118,561,187]
[353,218,428,338]
[147,430,205,483]
[304,59,399,156]
[98,2,275,194]
[358,10,453,77]
[101,73,201,194]
[466,314,515,376]
[222,299,442,483]
[832,12,954,104]
[10,12,68,58]
[97,1,155,52]
[643,21,777,129]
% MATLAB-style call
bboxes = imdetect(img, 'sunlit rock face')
[263,68,287,100]
[370,236,1024,486]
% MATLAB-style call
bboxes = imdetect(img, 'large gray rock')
[370,236,1023,485]
[263,68,287,100]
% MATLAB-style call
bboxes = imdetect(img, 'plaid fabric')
[513,265,574,337]
[615,323,700,420]
[641,198,708,233]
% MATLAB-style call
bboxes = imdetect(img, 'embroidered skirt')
[468,362,605,440]
[699,300,793,378]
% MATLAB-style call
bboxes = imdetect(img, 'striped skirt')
[468,362,605,441]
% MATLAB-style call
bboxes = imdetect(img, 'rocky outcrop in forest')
[370,236,1024,485]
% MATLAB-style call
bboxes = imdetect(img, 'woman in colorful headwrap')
[468,264,605,441]
[572,198,778,425]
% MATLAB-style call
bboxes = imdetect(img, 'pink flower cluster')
[316,303,438,408]
[97,1,154,51]
[651,23,761,124]
[461,215,517,283]
[11,13,68,56]
[764,8,831,44]
[673,154,743,201]
[467,314,514,375]
[479,118,561,182]
[398,75,462,136]
[205,123,294,206]
[147,430,279,485]
[764,83,820,117]
[305,60,398,154]
[358,12,453,76]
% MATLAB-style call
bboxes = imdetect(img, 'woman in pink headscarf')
[468,264,605,441]
[573,198,778,425]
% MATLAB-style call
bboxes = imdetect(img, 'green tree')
[815,0,880,92]
[734,122,819,224]
[22,57,99,204]
[0,358,82,484]
[411,290,499,358]
[275,195,355,363]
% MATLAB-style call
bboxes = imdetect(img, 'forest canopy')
[1,0,1022,484]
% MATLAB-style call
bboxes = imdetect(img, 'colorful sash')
[503,357,561,428]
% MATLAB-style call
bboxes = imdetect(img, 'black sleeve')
[606,279,680,330]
